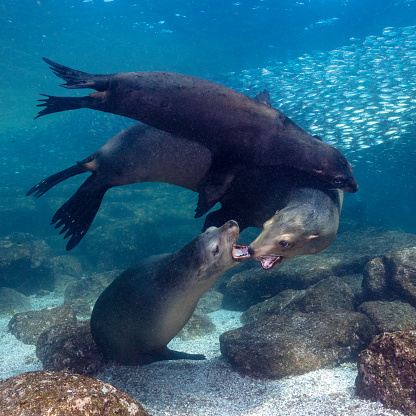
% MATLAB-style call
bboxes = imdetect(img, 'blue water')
[1,0,416,265]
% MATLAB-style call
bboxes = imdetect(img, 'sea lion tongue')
[232,244,251,261]
[260,255,284,270]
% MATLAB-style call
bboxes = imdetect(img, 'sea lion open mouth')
[232,245,284,269]
[232,244,251,261]
[258,255,284,270]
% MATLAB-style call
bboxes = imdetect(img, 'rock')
[0,370,150,415]
[36,321,106,376]
[177,313,216,341]
[358,300,416,333]
[362,247,416,307]
[221,228,416,311]
[241,277,355,324]
[8,305,77,345]
[339,273,364,302]
[64,298,92,318]
[45,255,83,293]
[356,330,416,416]
[220,311,376,379]
[195,289,223,314]
[362,257,387,301]
[0,233,53,295]
[64,271,118,305]
[83,217,161,269]
[0,287,31,316]
[386,247,416,306]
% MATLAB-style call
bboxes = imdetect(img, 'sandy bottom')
[0,297,404,416]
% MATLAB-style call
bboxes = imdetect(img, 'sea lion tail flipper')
[42,58,109,91]
[51,176,109,250]
[35,94,97,119]
[26,164,85,198]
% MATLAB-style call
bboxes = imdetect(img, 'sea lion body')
[37,58,358,215]
[90,220,239,365]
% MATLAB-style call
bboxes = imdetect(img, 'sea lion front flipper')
[195,168,239,218]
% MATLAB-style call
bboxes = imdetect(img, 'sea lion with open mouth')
[231,171,343,270]
[90,220,239,365]
[35,58,358,216]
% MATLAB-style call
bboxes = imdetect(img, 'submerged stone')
[0,370,150,415]
[241,276,355,324]
[8,305,76,345]
[356,330,416,416]
[220,311,376,379]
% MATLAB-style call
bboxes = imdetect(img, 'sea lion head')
[191,220,240,279]
[233,206,338,270]
[320,148,359,193]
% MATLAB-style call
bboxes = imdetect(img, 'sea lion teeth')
[232,244,251,261]
[259,255,284,270]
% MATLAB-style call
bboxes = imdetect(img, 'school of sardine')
[221,25,416,162]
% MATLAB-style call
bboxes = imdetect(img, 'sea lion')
[26,123,213,250]
[90,220,239,365]
[231,170,343,270]
[27,123,342,264]
[35,58,358,216]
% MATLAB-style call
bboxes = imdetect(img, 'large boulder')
[362,247,416,306]
[358,300,416,333]
[44,255,83,293]
[36,321,106,376]
[222,229,416,311]
[241,276,355,324]
[356,330,416,415]
[0,233,53,295]
[0,370,151,415]
[220,311,376,379]
[8,305,76,345]
[0,287,31,316]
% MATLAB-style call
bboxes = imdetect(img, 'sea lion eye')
[213,245,220,256]
[334,177,345,185]
[279,240,290,248]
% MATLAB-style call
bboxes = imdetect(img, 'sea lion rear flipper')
[26,164,85,198]
[42,58,109,91]
[51,176,109,250]
[36,94,97,119]
[161,348,206,362]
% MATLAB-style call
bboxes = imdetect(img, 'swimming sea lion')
[231,171,343,270]
[27,123,342,264]
[36,58,358,216]
[90,220,239,365]
[27,123,213,250]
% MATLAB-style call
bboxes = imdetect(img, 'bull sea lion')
[90,220,239,365]
[35,58,358,216]
[231,170,343,270]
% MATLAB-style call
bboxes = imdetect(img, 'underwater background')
[1,0,416,263]
[1,1,416,415]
